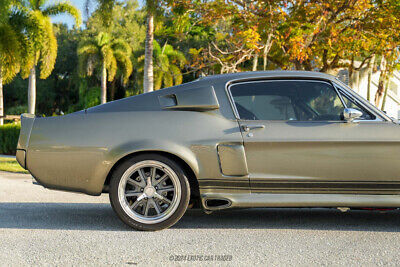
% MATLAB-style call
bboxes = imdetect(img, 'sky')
[51,0,144,28]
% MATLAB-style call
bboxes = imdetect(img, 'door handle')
[241,124,265,132]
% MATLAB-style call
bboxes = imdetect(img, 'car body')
[16,71,400,230]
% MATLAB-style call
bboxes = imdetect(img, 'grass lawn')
[0,157,29,174]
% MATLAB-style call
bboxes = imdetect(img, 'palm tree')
[86,0,157,93]
[22,0,81,114]
[0,1,29,124]
[137,41,186,90]
[84,0,116,27]
[143,0,158,93]
[78,32,133,104]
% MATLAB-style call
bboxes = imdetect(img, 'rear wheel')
[109,154,190,231]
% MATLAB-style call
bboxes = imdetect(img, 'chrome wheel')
[117,160,182,224]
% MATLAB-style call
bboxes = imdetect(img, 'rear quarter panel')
[26,81,243,195]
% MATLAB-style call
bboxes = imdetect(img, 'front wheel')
[109,154,190,231]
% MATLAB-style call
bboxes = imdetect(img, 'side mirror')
[343,108,363,122]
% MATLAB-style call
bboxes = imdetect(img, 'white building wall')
[344,70,400,120]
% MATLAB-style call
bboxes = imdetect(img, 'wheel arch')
[103,150,200,199]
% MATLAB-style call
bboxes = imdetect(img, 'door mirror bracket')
[343,108,363,122]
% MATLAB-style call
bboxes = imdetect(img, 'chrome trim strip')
[201,192,400,208]
[331,81,347,108]
[225,82,240,120]
[333,82,386,122]
[333,80,390,122]
[226,79,345,121]
[338,89,383,122]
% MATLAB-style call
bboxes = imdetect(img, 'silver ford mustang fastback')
[16,71,400,231]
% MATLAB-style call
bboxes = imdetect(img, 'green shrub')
[0,123,21,155]
[6,105,27,115]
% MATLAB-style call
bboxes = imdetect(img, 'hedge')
[0,123,20,155]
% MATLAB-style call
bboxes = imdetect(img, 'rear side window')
[230,80,345,121]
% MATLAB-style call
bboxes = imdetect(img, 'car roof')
[196,70,338,84]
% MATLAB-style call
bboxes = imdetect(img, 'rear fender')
[105,139,200,180]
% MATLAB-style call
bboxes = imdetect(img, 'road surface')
[1,171,400,266]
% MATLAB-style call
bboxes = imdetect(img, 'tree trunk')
[110,80,116,101]
[348,56,354,89]
[263,55,267,70]
[374,57,387,107]
[101,62,107,104]
[0,66,3,126]
[143,13,154,93]
[28,66,36,114]
[294,60,303,70]
[366,54,375,101]
[353,70,360,92]
[263,33,273,70]
[381,73,391,111]
[252,54,258,71]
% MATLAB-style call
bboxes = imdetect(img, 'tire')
[109,153,190,231]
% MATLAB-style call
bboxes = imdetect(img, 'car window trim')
[332,82,386,122]
[337,89,377,121]
[226,79,347,122]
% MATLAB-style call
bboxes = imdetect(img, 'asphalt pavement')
[1,171,400,266]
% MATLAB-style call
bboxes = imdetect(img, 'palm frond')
[153,40,162,57]
[162,71,173,89]
[25,10,50,60]
[169,65,183,86]
[101,45,117,81]
[78,52,89,76]
[154,71,163,90]
[111,39,131,57]
[96,0,115,27]
[114,50,132,84]
[8,8,35,77]
[79,53,99,77]
[96,32,111,47]
[107,55,117,81]
[157,54,170,72]
[38,16,57,79]
[77,42,98,56]
[136,54,145,64]
[42,1,81,27]
[162,43,174,55]
[0,24,21,83]
[28,0,40,10]
[166,49,187,68]
[77,31,135,89]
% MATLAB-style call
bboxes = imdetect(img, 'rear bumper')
[16,113,35,170]
[16,149,26,169]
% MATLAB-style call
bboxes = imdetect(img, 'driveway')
[1,171,400,266]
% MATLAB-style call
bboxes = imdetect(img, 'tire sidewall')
[109,154,190,231]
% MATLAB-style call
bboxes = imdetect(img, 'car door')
[228,79,400,194]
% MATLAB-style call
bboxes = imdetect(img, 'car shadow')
[178,208,400,232]
[0,202,130,231]
[1,202,400,232]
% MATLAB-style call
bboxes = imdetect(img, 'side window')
[230,80,345,121]
[340,92,376,120]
